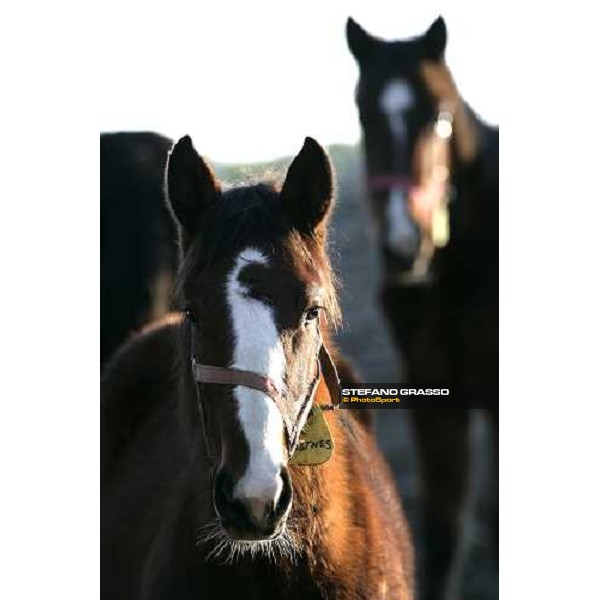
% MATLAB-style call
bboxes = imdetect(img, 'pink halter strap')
[367,174,412,192]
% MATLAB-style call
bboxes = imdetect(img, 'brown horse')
[346,16,498,600]
[101,136,414,599]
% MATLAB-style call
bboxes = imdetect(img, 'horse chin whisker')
[196,519,299,565]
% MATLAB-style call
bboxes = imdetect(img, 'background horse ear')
[422,16,447,61]
[346,17,377,64]
[280,137,335,236]
[166,135,220,237]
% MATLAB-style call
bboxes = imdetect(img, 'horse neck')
[449,101,484,183]
[287,404,414,596]
[288,378,365,557]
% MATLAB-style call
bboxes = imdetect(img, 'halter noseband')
[185,312,340,461]
[367,174,413,193]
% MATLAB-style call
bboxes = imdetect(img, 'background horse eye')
[184,306,197,323]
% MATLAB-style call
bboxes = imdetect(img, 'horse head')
[166,136,339,544]
[347,16,465,281]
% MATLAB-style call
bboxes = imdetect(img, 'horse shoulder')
[307,404,414,598]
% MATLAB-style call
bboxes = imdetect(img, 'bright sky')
[99,1,500,163]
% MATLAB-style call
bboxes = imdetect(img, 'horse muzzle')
[213,467,293,541]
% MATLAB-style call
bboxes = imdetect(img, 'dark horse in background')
[101,132,178,366]
[102,136,414,599]
[347,16,498,600]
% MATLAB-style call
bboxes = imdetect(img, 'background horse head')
[347,16,471,282]
[166,135,340,545]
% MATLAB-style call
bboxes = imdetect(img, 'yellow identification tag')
[290,404,334,466]
[432,200,450,248]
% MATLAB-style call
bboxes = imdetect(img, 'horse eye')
[183,306,197,323]
[304,307,321,323]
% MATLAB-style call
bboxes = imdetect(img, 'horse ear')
[346,17,376,63]
[280,137,335,236]
[166,135,220,236]
[422,16,447,60]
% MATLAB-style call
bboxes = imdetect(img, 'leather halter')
[185,312,341,460]
[368,174,413,193]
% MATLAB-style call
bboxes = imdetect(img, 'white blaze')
[380,79,418,255]
[379,78,414,139]
[226,248,286,519]
[386,187,419,256]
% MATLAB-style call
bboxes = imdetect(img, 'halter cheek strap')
[186,314,340,459]
[318,344,342,412]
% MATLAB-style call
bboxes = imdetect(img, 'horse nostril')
[214,469,237,519]
[266,499,277,519]
[221,480,233,502]
[273,467,293,520]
